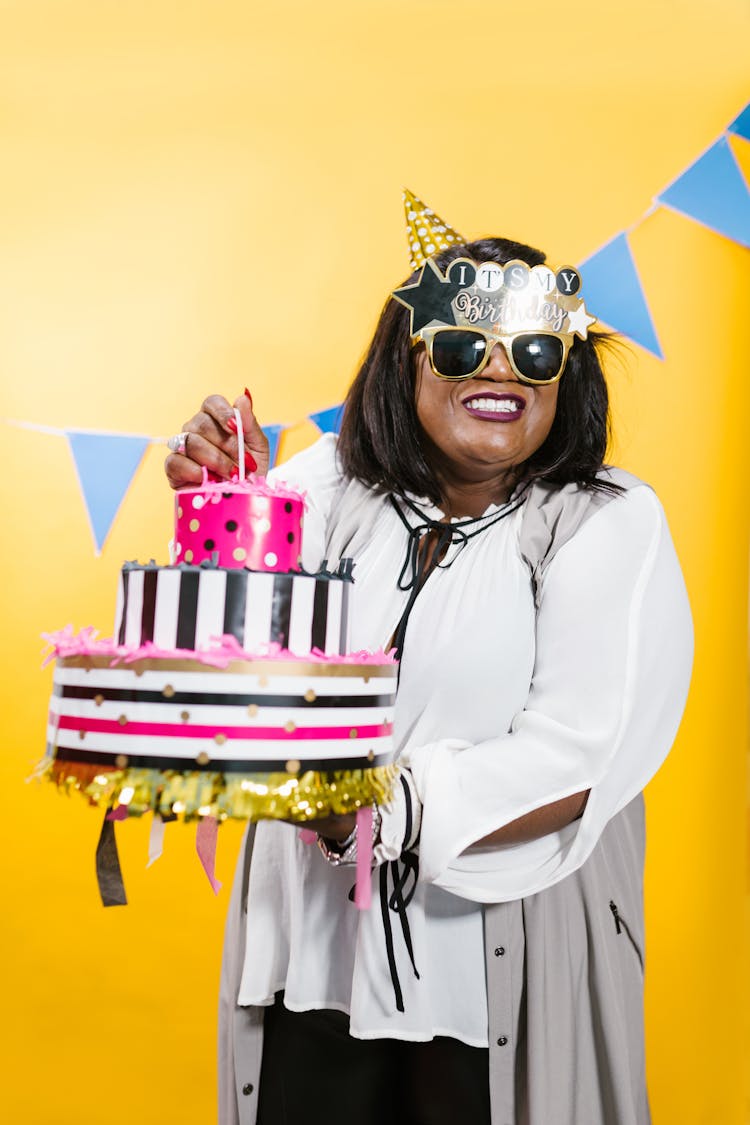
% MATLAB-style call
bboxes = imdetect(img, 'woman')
[165,234,693,1125]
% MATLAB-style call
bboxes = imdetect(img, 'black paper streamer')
[95,813,128,907]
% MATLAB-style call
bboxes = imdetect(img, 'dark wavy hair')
[338,237,618,505]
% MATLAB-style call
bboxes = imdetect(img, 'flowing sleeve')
[399,485,694,902]
[267,433,343,570]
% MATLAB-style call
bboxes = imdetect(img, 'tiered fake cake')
[44,475,398,827]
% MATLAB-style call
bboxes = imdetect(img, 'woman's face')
[414,339,560,494]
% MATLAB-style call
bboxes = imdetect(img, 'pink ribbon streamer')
[105,804,129,821]
[147,814,165,867]
[354,805,373,910]
[196,815,222,895]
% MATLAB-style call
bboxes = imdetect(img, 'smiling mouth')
[461,393,526,421]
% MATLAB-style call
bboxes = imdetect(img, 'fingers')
[232,388,270,477]
[200,394,239,437]
[164,451,204,490]
[163,390,272,492]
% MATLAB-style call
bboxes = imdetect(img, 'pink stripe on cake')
[58,715,393,740]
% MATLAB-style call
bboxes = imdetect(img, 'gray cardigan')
[218,471,652,1125]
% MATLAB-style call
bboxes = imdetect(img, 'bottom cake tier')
[45,647,398,820]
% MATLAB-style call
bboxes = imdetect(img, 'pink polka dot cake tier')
[174,477,303,571]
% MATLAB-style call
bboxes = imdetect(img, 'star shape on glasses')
[566,302,597,339]
[391,258,460,334]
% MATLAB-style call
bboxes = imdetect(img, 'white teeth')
[465,397,521,413]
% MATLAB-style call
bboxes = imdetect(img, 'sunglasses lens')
[431,331,487,379]
[511,334,565,383]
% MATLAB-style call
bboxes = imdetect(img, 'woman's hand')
[164,390,270,489]
[286,812,357,843]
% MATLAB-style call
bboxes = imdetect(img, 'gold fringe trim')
[44,758,399,822]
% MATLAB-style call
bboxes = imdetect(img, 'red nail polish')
[244,387,253,409]
[245,451,257,472]
[226,417,238,434]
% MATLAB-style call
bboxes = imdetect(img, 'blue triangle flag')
[578,233,663,359]
[309,404,344,435]
[66,431,150,554]
[728,103,750,142]
[262,425,284,469]
[656,137,750,247]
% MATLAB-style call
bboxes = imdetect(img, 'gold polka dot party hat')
[403,187,465,270]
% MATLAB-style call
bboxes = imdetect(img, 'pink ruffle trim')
[42,625,396,669]
[178,470,306,506]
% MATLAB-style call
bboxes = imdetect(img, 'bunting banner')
[728,103,750,142]
[262,424,284,469]
[4,98,749,553]
[656,136,750,248]
[309,404,344,435]
[578,233,664,359]
[66,430,151,554]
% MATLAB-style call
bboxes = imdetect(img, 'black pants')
[257,994,491,1125]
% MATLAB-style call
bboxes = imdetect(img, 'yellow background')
[1,2,748,1121]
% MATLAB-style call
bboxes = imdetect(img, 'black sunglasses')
[416,326,571,385]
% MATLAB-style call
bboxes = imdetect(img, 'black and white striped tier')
[114,566,351,655]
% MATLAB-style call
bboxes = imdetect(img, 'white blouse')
[237,435,693,1045]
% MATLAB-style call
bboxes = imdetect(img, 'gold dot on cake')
[115,754,129,769]
[180,710,190,722]
[189,518,200,532]
[284,720,296,733]
[162,684,175,698]
[196,751,210,766]
[177,506,183,518]
[258,675,269,688]
[184,549,194,563]
[349,728,358,739]
[118,714,128,726]
[94,694,104,707]
[78,729,86,740]
[367,749,375,762]
[247,704,259,718]
[214,733,227,745]
[285,759,301,773]
[233,547,247,562]
[304,689,316,703]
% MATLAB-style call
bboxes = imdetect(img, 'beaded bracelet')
[317,805,382,867]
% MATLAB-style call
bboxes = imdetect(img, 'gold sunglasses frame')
[414,326,572,386]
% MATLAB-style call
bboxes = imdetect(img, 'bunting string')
[3,100,748,554]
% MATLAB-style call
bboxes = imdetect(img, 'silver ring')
[167,432,190,456]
